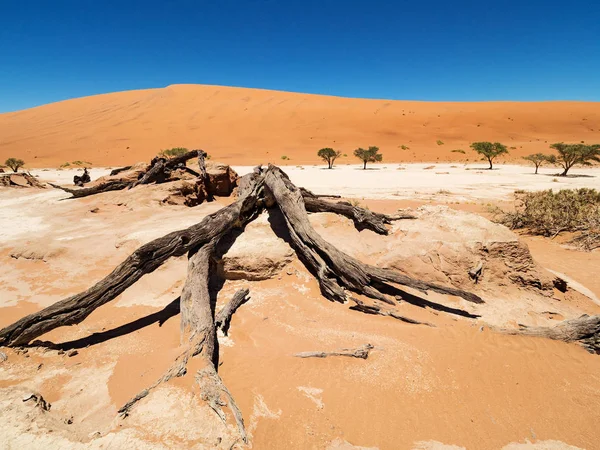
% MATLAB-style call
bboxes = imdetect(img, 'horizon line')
[2,82,600,114]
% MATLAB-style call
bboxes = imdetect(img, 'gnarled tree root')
[11,164,599,446]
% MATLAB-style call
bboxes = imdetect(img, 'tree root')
[216,289,251,335]
[294,343,374,359]
[7,164,598,447]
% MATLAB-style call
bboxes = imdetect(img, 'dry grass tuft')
[493,188,600,251]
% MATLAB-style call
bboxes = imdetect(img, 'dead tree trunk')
[53,150,201,198]
[4,164,598,445]
[263,165,483,312]
[502,314,600,354]
[0,174,265,347]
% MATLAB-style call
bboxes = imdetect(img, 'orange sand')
[1,84,599,167]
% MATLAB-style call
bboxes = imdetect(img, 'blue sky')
[1,0,599,112]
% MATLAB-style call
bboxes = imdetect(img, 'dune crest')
[1,84,599,167]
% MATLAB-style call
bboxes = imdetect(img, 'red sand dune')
[0,84,599,167]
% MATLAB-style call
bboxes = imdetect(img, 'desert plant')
[281,155,289,160]
[354,146,382,170]
[470,142,508,169]
[494,188,600,250]
[451,149,465,154]
[71,160,92,167]
[317,148,342,169]
[159,147,189,159]
[4,158,25,172]
[436,140,444,146]
[522,153,552,174]
[547,143,600,176]
[400,145,409,150]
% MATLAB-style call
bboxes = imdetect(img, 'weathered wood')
[109,165,133,176]
[303,196,415,235]
[294,343,374,359]
[53,150,200,198]
[503,314,600,353]
[349,298,435,326]
[0,175,265,347]
[130,159,167,188]
[50,180,131,198]
[215,289,250,335]
[263,165,484,313]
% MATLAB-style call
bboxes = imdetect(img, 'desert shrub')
[281,155,289,160]
[71,160,92,167]
[436,140,444,145]
[494,188,600,250]
[354,146,382,169]
[317,148,342,169]
[451,149,465,154]
[159,147,189,159]
[400,145,410,150]
[4,158,25,172]
[59,162,71,168]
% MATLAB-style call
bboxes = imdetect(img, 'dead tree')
[2,164,598,444]
[53,150,201,198]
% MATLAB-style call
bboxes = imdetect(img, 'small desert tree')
[159,147,189,159]
[522,153,551,174]
[317,148,342,169]
[4,158,25,172]
[354,146,383,170]
[470,142,508,169]
[547,143,600,176]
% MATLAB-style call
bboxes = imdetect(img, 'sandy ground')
[1,84,599,167]
[29,163,600,202]
[1,168,600,449]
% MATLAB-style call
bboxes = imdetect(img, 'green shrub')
[436,140,444,146]
[451,149,465,154]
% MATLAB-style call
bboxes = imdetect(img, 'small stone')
[67,349,78,357]
[286,268,294,276]
[57,350,65,355]
[0,351,7,363]
[90,207,100,213]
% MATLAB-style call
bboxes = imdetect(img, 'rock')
[217,214,294,280]
[206,162,238,196]
[66,349,78,357]
[0,351,7,362]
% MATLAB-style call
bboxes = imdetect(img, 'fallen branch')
[349,298,435,326]
[294,343,374,359]
[502,314,600,354]
[215,289,250,335]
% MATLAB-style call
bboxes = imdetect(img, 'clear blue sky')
[1,0,599,112]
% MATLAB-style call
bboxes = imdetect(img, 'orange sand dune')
[1,84,599,167]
